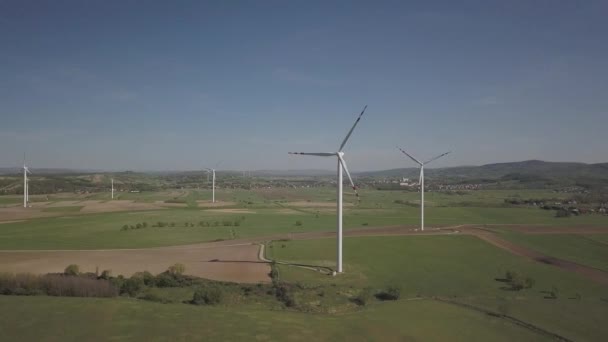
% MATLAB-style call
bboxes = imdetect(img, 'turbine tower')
[204,168,216,203]
[22,159,31,208]
[111,178,114,200]
[397,147,451,231]
[289,105,367,274]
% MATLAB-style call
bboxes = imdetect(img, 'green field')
[0,295,552,341]
[0,188,607,250]
[497,232,608,272]
[1,188,607,340]
[267,235,608,341]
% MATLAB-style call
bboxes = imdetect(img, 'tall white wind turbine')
[289,105,367,274]
[204,168,216,203]
[111,178,114,199]
[397,148,451,231]
[23,159,31,208]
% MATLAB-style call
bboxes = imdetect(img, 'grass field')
[0,204,606,249]
[267,235,608,341]
[497,232,608,272]
[0,295,552,341]
[0,188,606,250]
[0,188,607,340]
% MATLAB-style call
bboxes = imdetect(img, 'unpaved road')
[0,224,607,284]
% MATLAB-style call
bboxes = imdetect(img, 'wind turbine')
[111,178,114,199]
[23,158,31,208]
[204,168,216,203]
[397,147,451,231]
[289,105,367,274]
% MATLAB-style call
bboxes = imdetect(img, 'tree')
[64,264,80,276]
[168,263,185,276]
[99,270,112,280]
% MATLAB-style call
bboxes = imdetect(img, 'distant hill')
[1,161,607,186]
[356,160,608,188]
[249,169,335,177]
[0,168,99,175]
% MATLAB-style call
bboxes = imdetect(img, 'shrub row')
[120,220,243,231]
[121,222,149,231]
[0,272,118,297]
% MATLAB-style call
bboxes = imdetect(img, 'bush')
[141,271,155,286]
[269,263,279,283]
[0,273,118,298]
[376,286,400,301]
[234,220,241,226]
[295,220,303,226]
[524,277,535,289]
[504,270,534,291]
[168,263,185,276]
[99,270,112,280]
[353,288,373,306]
[555,209,571,218]
[154,273,179,287]
[142,222,148,228]
[549,286,559,299]
[121,277,144,296]
[64,264,80,276]
[274,283,297,307]
[192,285,223,305]
[121,224,129,231]
[136,223,142,229]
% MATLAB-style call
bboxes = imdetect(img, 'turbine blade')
[424,151,451,165]
[339,105,367,151]
[397,147,422,165]
[338,155,359,200]
[288,152,336,157]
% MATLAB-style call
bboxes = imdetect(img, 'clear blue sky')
[1,1,606,171]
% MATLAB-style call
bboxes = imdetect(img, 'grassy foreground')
[0,295,549,341]
[268,235,608,341]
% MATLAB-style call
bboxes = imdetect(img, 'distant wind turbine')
[111,178,114,199]
[23,156,31,208]
[204,168,216,203]
[289,105,367,274]
[397,147,451,231]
